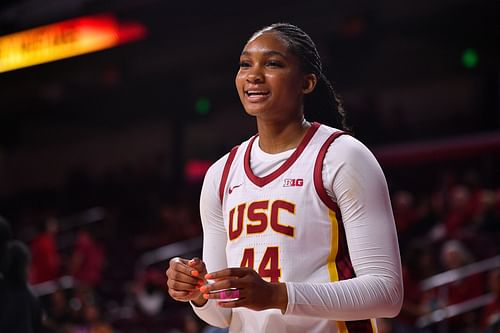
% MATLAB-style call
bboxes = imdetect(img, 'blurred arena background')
[0,0,498,332]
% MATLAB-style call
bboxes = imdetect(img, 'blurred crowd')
[0,156,499,333]
[384,171,500,333]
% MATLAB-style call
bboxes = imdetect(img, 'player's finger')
[167,278,201,292]
[188,257,206,278]
[200,279,237,294]
[167,268,202,286]
[216,298,247,308]
[169,289,195,301]
[205,267,249,280]
[169,257,192,273]
[168,257,203,281]
[170,256,189,264]
[203,288,241,301]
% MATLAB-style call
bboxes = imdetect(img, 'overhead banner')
[0,14,146,73]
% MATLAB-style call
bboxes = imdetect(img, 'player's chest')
[224,179,333,241]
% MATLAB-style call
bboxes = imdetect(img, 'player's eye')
[239,60,251,68]
[266,60,284,68]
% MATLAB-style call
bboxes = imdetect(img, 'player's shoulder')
[204,139,248,181]
[318,124,362,147]
[319,124,377,162]
[205,151,231,181]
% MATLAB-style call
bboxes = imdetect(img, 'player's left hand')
[200,267,288,313]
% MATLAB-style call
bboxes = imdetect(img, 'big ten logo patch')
[283,178,303,187]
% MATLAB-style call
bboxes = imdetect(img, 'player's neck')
[256,117,310,154]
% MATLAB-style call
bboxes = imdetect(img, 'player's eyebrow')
[240,50,287,58]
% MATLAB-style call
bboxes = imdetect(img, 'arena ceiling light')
[0,14,146,73]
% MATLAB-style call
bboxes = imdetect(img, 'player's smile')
[244,89,271,102]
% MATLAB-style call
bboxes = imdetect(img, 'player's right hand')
[166,257,207,305]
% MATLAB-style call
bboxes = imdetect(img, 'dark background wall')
[0,3,499,333]
[0,0,498,196]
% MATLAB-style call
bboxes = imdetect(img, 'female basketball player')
[166,23,403,332]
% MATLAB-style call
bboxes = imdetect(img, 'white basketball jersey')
[219,123,375,333]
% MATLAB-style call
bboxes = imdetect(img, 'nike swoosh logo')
[228,184,242,194]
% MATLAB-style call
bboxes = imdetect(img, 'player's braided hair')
[251,23,348,131]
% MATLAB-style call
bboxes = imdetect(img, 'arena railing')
[135,235,203,273]
[416,254,500,328]
[31,275,75,297]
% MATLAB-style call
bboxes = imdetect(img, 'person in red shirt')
[29,217,60,284]
[69,228,105,287]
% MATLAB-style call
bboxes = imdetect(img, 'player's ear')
[302,73,317,95]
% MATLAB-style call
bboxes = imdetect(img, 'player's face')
[235,32,310,121]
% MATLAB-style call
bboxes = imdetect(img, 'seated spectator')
[29,216,61,284]
[43,288,74,332]
[132,267,166,318]
[0,240,43,332]
[0,216,13,325]
[482,268,500,333]
[476,190,500,236]
[82,303,113,333]
[440,239,485,332]
[443,185,474,238]
[393,191,418,243]
[0,216,12,274]
[395,243,436,333]
[69,227,105,288]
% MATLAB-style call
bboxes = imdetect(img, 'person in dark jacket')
[0,239,43,333]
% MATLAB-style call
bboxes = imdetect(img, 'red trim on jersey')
[313,130,346,211]
[219,145,239,203]
[244,122,320,188]
[336,210,356,280]
[314,130,356,279]
[315,130,374,333]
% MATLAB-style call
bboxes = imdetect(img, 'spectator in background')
[482,268,500,333]
[443,185,474,238]
[134,201,202,253]
[0,240,43,333]
[410,195,439,242]
[0,215,12,276]
[30,216,61,284]
[69,227,105,288]
[476,189,500,236]
[43,288,74,332]
[394,243,435,333]
[132,267,166,318]
[80,303,113,333]
[440,239,485,332]
[392,191,418,244]
[0,216,13,326]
